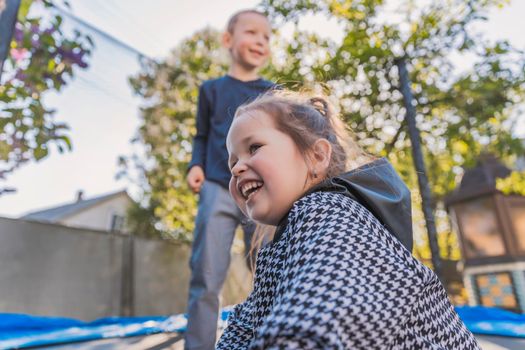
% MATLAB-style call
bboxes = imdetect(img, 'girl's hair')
[235,90,371,178]
[234,89,373,268]
[227,9,268,34]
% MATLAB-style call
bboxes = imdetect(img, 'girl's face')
[227,111,311,226]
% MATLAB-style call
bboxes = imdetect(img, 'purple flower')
[57,47,73,60]
[31,37,41,49]
[43,26,57,35]
[30,24,40,34]
[57,47,88,68]
[14,70,27,81]
[14,27,24,43]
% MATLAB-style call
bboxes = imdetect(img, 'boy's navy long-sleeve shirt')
[188,75,274,189]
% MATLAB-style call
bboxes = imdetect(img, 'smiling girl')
[216,91,480,349]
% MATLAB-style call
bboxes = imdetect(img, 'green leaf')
[18,0,34,21]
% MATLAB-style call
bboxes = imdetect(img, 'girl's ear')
[222,31,233,49]
[311,138,332,177]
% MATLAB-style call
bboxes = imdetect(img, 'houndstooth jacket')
[216,191,480,349]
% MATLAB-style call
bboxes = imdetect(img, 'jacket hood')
[309,158,413,251]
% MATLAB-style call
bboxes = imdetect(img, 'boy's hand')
[187,166,205,193]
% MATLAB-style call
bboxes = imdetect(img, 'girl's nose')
[231,160,247,177]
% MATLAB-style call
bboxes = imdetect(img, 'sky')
[0,0,524,217]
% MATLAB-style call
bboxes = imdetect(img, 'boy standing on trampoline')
[184,9,274,350]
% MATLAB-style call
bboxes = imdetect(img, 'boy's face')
[224,13,271,71]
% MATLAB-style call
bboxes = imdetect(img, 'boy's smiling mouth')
[239,180,264,199]
[249,49,265,57]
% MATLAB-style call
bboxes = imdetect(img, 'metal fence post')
[0,0,21,82]
[395,57,442,279]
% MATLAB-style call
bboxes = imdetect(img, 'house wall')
[59,194,132,232]
[0,217,251,320]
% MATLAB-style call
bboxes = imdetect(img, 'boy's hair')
[227,9,268,34]
[235,90,372,179]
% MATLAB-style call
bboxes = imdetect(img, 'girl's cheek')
[229,179,239,201]
[229,182,244,207]
[251,154,262,169]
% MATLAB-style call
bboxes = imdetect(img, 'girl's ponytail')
[308,97,330,118]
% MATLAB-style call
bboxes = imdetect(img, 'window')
[110,214,125,232]
[509,199,525,253]
[455,197,505,258]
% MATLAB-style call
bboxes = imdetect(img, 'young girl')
[216,91,480,349]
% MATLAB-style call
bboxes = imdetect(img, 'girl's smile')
[238,179,264,200]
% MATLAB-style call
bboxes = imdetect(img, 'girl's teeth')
[242,182,262,198]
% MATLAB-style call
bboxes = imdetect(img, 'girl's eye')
[249,144,261,154]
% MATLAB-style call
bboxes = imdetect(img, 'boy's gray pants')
[184,180,255,350]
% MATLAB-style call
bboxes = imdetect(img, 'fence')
[0,217,250,320]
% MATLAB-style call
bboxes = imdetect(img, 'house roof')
[21,190,130,223]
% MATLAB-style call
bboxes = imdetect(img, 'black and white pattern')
[216,192,480,349]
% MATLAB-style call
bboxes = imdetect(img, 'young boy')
[184,9,273,350]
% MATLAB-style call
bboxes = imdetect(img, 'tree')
[126,0,525,259]
[0,0,92,194]
[123,28,229,241]
[261,0,525,263]
[497,170,525,196]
